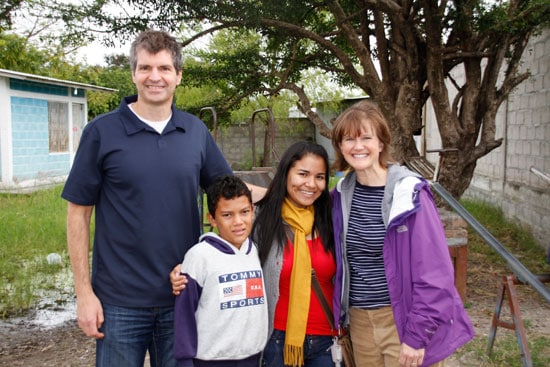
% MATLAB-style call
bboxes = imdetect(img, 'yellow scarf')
[281,198,315,367]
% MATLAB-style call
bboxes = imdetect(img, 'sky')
[76,40,130,66]
[11,0,132,67]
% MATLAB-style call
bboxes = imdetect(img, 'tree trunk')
[437,151,477,199]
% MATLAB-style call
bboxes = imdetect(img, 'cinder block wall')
[215,118,315,170]
[464,29,550,250]
[10,97,68,182]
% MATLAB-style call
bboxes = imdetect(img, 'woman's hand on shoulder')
[170,264,188,296]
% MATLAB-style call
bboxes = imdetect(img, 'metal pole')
[198,107,218,142]
[529,166,550,183]
[251,108,276,167]
[431,181,550,303]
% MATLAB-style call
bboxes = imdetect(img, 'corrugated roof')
[0,68,117,93]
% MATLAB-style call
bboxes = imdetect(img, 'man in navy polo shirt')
[62,30,233,366]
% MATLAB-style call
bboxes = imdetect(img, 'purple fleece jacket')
[331,165,474,366]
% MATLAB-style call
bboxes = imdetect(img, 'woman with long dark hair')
[255,141,341,367]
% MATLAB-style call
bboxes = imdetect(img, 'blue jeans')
[96,303,177,367]
[262,329,334,367]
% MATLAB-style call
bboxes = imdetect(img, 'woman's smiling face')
[285,153,327,208]
[339,119,383,172]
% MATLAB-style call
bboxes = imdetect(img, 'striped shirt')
[346,183,390,309]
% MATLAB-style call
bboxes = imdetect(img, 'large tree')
[58,0,549,198]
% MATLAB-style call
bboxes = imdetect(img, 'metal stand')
[487,274,550,367]
[487,275,532,366]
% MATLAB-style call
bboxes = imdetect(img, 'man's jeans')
[96,304,177,367]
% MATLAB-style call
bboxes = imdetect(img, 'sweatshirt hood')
[200,232,252,255]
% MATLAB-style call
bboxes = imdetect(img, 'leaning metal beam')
[430,181,550,303]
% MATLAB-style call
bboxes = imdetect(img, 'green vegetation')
[461,199,548,273]
[453,334,549,367]
[0,185,83,318]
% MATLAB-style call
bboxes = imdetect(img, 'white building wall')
[0,77,13,184]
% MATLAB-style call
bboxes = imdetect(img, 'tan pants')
[349,306,445,367]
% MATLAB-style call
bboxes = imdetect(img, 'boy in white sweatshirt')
[173,175,268,367]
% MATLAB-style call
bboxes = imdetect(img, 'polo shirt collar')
[119,95,186,135]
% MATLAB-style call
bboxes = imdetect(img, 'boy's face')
[206,195,254,249]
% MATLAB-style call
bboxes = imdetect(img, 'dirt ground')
[0,250,548,366]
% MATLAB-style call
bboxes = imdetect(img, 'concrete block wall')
[464,29,550,250]
[216,124,252,170]
[10,96,69,182]
[215,118,315,170]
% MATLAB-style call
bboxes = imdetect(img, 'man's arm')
[66,202,104,339]
[245,182,267,203]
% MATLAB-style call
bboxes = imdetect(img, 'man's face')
[132,48,182,107]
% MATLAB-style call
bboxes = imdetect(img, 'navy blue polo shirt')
[62,95,232,307]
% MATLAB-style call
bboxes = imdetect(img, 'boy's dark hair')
[206,175,252,218]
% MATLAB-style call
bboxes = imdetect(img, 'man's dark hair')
[129,30,183,73]
[206,176,252,218]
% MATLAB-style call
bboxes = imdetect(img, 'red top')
[273,236,336,335]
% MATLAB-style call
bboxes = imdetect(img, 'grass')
[461,198,549,273]
[0,185,78,318]
[453,334,550,367]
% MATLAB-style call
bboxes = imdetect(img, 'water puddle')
[1,255,77,330]
[29,266,76,328]
[28,298,76,328]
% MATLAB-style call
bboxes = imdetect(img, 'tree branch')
[281,82,333,138]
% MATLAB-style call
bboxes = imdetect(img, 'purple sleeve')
[401,188,458,348]
[173,275,202,365]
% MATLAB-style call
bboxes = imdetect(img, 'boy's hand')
[170,264,188,296]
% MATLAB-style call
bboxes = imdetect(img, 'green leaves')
[0,33,49,73]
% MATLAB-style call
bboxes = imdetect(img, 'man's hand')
[76,292,105,339]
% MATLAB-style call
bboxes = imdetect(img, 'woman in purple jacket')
[330,100,474,367]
